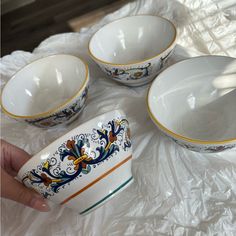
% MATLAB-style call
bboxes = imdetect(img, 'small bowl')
[89,15,176,87]
[148,55,236,153]
[1,54,89,128]
[17,109,133,215]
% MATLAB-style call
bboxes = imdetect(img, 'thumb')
[1,170,50,212]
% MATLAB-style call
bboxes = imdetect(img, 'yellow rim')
[147,56,236,145]
[88,14,177,66]
[1,54,89,119]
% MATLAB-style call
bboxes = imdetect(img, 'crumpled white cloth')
[1,0,236,235]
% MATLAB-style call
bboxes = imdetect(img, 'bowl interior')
[1,55,87,117]
[89,15,176,64]
[148,56,236,142]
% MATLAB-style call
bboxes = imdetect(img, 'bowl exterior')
[93,46,175,87]
[152,119,236,152]
[170,136,236,153]
[24,84,89,128]
[17,110,133,214]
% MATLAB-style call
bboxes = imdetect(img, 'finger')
[1,139,31,176]
[1,170,50,212]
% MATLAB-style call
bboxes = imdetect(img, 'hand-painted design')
[159,49,173,70]
[105,63,151,81]
[21,118,131,198]
[204,144,236,152]
[124,127,132,150]
[170,136,236,153]
[26,86,88,128]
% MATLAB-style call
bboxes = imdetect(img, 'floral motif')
[26,86,89,128]
[22,118,131,197]
[40,173,52,186]
[105,63,151,81]
[171,137,236,153]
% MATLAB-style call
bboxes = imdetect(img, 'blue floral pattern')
[105,63,151,81]
[21,118,131,198]
[170,136,236,153]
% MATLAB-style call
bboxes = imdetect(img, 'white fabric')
[1,0,236,235]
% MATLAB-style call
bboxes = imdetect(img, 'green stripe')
[80,177,133,215]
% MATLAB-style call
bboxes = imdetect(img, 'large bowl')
[17,109,133,215]
[148,55,236,153]
[89,15,177,87]
[1,54,89,128]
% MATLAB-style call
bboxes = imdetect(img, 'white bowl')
[148,55,236,152]
[89,15,176,87]
[17,109,133,215]
[1,54,89,128]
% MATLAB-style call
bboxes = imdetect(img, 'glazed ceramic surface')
[17,110,133,214]
[1,54,89,128]
[89,15,176,86]
[148,55,236,152]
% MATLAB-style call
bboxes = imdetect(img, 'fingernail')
[31,197,50,212]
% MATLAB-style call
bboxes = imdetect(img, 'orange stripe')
[60,155,132,205]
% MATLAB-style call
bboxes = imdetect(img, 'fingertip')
[31,197,51,212]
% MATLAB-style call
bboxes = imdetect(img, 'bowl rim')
[88,14,177,66]
[147,55,236,145]
[0,54,89,119]
[17,109,126,177]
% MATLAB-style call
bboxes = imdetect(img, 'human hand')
[1,139,50,212]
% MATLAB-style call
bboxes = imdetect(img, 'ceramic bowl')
[17,109,133,214]
[89,15,177,87]
[148,55,236,153]
[1,54,89,128]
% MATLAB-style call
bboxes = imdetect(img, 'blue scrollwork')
[22,118,131,197]
[105,63,151,81]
